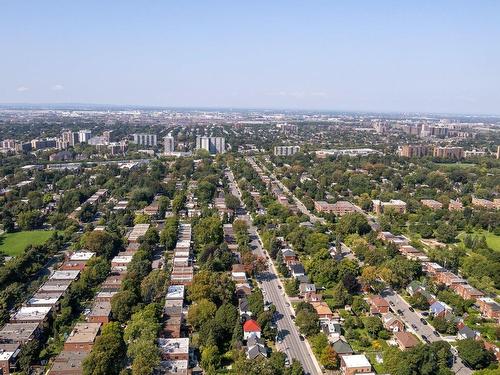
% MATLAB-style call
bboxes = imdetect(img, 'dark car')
[422,335,430,343]
[397,309,404,315]
[299,335,305,341]
[420,318,428,325]
[409,307,415,312]
[278,285,282,289]
[433,331,440,337]
[290,315,295,320]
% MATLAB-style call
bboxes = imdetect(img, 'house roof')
[370,295,389,307]
[311,301,333,316]
[290,263,305,274]
[246,343,267,359]
[459,326,477,339]
[243,319,261,332]
[239,298,249,312]
[333,339,353,354]
[341,354,371,368]
[247,333,265,347]
[395,332,419,348]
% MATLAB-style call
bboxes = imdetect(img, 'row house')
[372,199,407,214]
[448,199,463,211]
[451,283,484,301]
[64,323,101,352]
[433,271,467,287]
[471,196,497,210]
[477,298,500,322]
[0,343,20,375]
[421,199,443,210]
[170,266,194,286]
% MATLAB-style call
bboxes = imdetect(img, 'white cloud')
[16,86,29,92]
[51,84,64,91]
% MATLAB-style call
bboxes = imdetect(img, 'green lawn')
[0,230,55,256]
[458,230,500,252]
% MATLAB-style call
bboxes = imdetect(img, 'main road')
[248,158,471,375]
[226,168,322,375]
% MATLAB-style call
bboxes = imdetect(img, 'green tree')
[296,306,319,336]
[17,210,43,230]
[456,339,493,370]
[111,290,138,323]
[83,322,126,375]
[140,270,168,303]
[187,298,217,330]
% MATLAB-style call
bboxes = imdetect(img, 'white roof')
[0,346,19,361]
[342,354,371,368]
[27,296,59,306]
[166,285,185,300]
[50,270,80,280]
[70,250,95,261]
[158,338,189,355]
[11,306,52,321]
[159,359,188,372]
[112,255,133,264]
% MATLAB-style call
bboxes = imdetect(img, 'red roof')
[243,319,261,332]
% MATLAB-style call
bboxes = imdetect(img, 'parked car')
[420,318,428,325]
[422,335,430,343]
[299,335,305,341]
[409,307,415,312]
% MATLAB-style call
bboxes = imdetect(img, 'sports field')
[0,230,55,256]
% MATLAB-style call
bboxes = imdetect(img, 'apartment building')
[196,136,225,154]
[433,146,464,159]
[421,199,443,210]
[274,145,300,156]
[398,145,432,158]
[132,133,157,147]
[372,199,407,214]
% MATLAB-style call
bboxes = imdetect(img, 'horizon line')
[0,102,500,118]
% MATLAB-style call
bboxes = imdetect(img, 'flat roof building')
[10,306,52,324]
[0,323,40,344]
[158,338,189,361]
[48,350,88,375]
[64,323,101,352]
[50,270,80,281]
[166,285,185,300]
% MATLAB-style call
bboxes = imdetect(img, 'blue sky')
[1,1,499,114]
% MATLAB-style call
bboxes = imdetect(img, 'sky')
[1,1,499,114]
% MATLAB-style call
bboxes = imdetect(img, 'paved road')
[248,157,326,225]
[249,160,471,375]
[381,289,472,375]
[226,168,322,375]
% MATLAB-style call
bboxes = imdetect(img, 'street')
[226,168,322,375]
[247,159,472,375]
[381,289,472,375]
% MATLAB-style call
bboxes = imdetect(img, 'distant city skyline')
[1,1,499,115]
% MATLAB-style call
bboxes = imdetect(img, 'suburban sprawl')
[0,108,499,375]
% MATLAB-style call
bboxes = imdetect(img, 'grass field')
[458,230,500,252]
[0,230,55,256]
